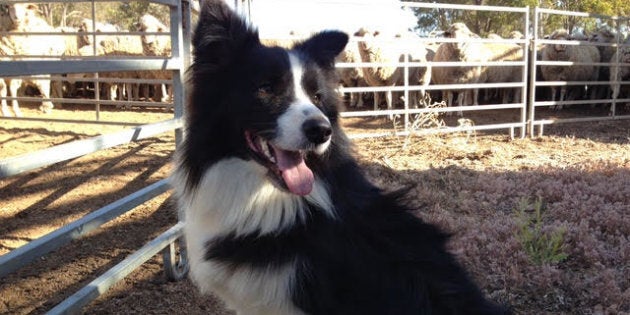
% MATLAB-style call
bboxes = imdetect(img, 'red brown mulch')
[1,105,629,314]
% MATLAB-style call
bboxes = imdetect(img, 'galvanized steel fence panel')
[0,0,192,312]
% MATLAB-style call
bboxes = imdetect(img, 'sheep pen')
[1,106,629,314]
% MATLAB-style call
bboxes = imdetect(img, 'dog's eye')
[312,92,322,104]
[257,83,273,96]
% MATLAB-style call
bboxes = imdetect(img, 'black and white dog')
[172,1,508,314]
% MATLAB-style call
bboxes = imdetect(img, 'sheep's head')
[77,18,95,46]
[444,23,479,56]
[550,29,569,53]
[569,32,588,41]
[354,27,378,53]
[589,27,617,43]
[509,31,525,39]
[77,19,120,51]
[138,14,167,46]
[1,3,39,28]
[444,23,476,39]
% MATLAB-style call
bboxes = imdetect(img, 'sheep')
[484,37,525,104]
[609,44,630,104]
[336,41,367,108]
[75,19,147,104]
[354,28,429,116]
[55,26,85,56]
[0,3,65,116]
[354,27,404,113]
[487,33,503,40]
[77,18,120,51]
[0,66,18,117]
[589,27,620,99]
[136,14,173,103]
[432,23,490,114]
[509,31,525,39]
[540,29,601,109]
[396,31,432,108]
[137,14,170,56]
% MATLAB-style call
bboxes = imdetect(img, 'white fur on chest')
[172,157,333,314]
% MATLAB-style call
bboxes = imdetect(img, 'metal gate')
[0,0,192,313]
[529,7,630,136]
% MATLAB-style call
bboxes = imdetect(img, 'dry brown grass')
[354,122,629,314]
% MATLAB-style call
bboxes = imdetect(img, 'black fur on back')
[184,0,510,314]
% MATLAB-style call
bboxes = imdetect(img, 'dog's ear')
[192,0,259,70]
[294,31,349,69]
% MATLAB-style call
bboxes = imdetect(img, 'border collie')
[172,1,509,314]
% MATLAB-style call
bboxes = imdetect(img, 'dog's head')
[185,0,349,196]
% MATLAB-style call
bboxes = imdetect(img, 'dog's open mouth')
[245,130,314,196]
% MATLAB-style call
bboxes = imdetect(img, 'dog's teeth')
[265,146,275,163]
[259,139,275,163]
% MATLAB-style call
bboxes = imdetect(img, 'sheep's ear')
[193,0,259,70]
[294,31,349,69]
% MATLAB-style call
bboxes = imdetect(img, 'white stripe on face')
[272,53,331,153]
[289,53,311,103]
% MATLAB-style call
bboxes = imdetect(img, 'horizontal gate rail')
[0,116,144,127]
[0,59,183,77]
[401,1,529,13]
[0,179,171,279]
[0,118,182,179]
[45,221,184,315]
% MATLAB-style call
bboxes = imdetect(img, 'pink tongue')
[273,148,314,196]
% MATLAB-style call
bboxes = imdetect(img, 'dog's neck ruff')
[175,157,334,237]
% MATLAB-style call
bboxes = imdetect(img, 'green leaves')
[514,197,569,265]
[409,0,630,37]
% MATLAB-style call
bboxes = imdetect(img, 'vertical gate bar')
[520,6,530,139]
[528,7,539,137]
[91,0,101,120]
[162,0,190,281]
[170,0,188,146]
[611,16,620,118]
[404,45,410,133]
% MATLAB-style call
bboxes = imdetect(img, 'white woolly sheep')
[354,27,403,113]
[137,14,170,56]
[76,19,147,104]
[484,39,525,104]
[354,28,429,115]
[589,27,620,99]
[136,14,172,103]
[77,18,120,51]
[432,23,490,114]
[540,29,601,109]
[509,31,525,39]
[0,3,65,116]
[609,44,630,103]
[396,31,432,108]
[336,41,367,108]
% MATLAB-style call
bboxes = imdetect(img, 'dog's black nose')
[302,117,332,145]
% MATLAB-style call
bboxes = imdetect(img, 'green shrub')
[515,197,568,265]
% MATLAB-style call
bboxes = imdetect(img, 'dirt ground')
[1,104,629,314]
